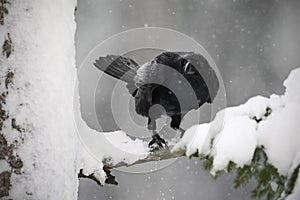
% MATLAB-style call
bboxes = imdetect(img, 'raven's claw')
[148,134,168,152]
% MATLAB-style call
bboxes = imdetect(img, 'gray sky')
[75,0,300,199]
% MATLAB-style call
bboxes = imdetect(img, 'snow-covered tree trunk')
[0,0,83,199]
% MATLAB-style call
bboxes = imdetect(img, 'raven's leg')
[170,114,186,137]
[170,114,181,130]
[147,117,156,133]
[148,117,168,151]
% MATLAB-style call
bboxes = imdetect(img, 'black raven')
[94,52,219,151]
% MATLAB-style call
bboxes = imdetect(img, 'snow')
[173,68,300,195]
[175,124,211,157]
[1,0,300,199]
[0,160,10,172]
[212,114,257,171]
[76,120,148,166]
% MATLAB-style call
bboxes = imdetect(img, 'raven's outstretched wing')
[94,55,140,95]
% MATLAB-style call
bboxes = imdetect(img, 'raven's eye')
[184,62,196,75]
[183,62,190,72]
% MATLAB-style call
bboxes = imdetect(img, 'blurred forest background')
[75,0,300,199]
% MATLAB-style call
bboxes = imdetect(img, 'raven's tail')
[94,55,140,83]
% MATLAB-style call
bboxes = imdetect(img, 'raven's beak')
[146,87,153,105]
[147,96,152,105]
